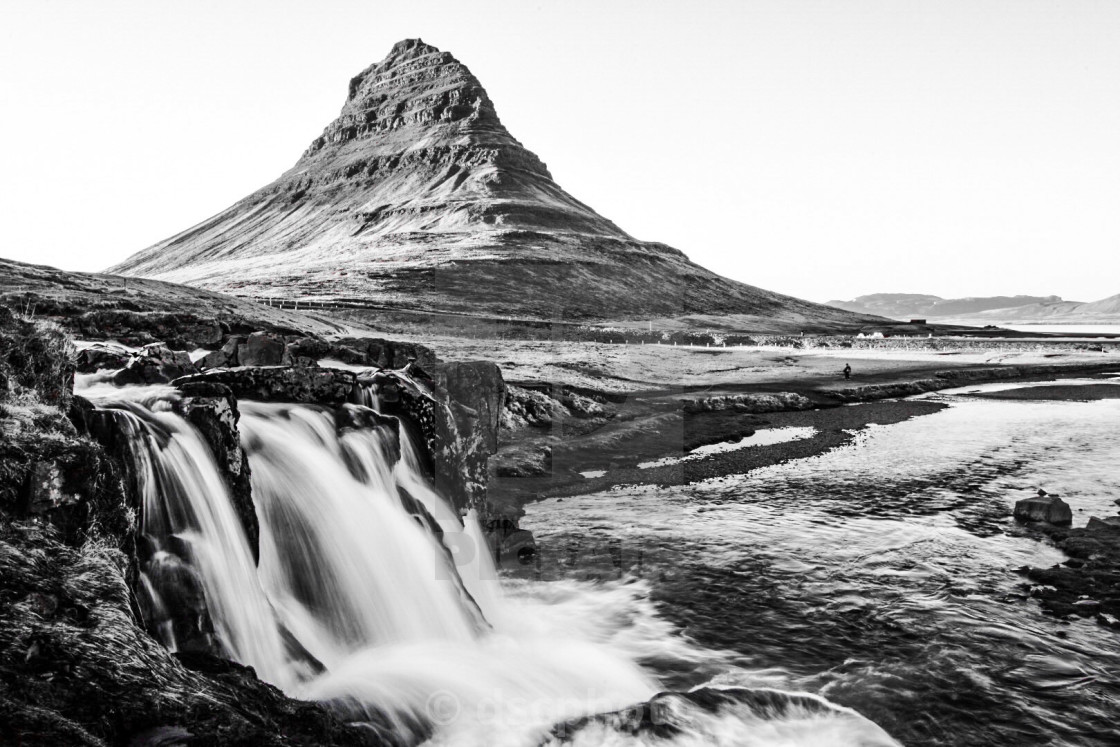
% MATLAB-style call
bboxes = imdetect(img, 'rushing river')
[521,390,1120,746]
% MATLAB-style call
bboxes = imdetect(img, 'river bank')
[484,340,1119,517]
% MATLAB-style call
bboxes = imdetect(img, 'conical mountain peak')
[299,37,515,167]
[110,41,872,330]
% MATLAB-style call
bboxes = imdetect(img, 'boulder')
[112,343,197,386]
[1014,494,1073,525]
[197,335,244,369]
[74,342,131,373]
[236,332,291,367]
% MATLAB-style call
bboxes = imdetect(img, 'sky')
[1,0,1118,303]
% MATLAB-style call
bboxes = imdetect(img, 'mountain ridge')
[827,293,1069,320]
[110,39,877,331]
[828,292,1120,324]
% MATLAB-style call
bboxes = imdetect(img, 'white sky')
[2,0,1118,303]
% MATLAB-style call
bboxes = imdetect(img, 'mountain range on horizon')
[109,38,876,332]
[828,292,1120,324]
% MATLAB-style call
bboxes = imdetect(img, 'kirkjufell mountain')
[112,39,876,328]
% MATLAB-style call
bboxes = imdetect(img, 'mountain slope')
[1,256,353,341]
[110,39,877,330]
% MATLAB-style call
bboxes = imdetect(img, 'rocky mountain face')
[111,39,877,330]
[827,293,1065,320]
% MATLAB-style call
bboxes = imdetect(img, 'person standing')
[843,363,852,380]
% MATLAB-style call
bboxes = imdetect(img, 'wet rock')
[495,528,537,567]
[1014,494,1072,525]
[197,335,243,369]
[551,687,857,742]
[384,361,505,513]
[112,343,197,386]
[74,342,132,373]
[1021,516,1120,628]
[174,366,358,405]
[174,382,257,561]
[140,549,216,654]
[237,331,292,367]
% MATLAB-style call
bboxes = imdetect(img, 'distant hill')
[949,294,1120,324]
[826,293,1067,320]
[109,39,878,332]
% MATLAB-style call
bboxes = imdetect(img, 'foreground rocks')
[0,524,384,746]
[1019,512,1120,630]
[549,687,891,743]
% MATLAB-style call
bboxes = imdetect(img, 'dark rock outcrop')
[375,361,505,513]
[175,382,258,560]
[0,524,381,746]
[174,366,359,405]
[110,40,880,331]
[0,309,132,546]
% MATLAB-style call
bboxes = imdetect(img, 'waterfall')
[85,387,897,746]
[239,402,481,667]
[104,402,297,688]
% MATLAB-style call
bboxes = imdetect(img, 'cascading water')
[83,383,898,746]
[100,399,297,688]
